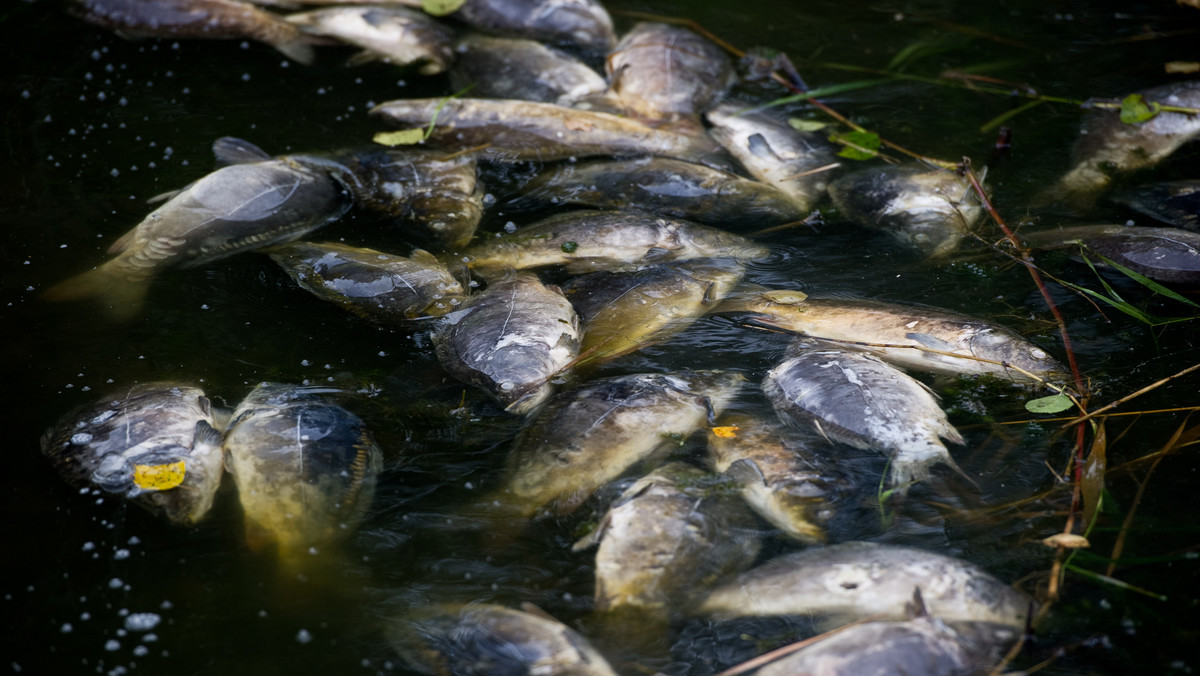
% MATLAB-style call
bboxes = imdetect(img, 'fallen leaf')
[711,425,740,438]
[133,461,186,490]
[1043,533,1090,549]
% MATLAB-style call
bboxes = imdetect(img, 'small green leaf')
[373,129,426,146]
[788,118,830,132]
[829,130,880,160]
[561,241,578,253]
[1119,93,1161,124]
[1025,393,1075,413]
[421,0,466,16]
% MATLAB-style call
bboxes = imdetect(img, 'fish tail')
[269,35,316,65]
[42,263,151,321]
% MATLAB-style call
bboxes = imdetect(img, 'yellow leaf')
[1082,421,1107,528]
[373,129,427,146]
[421,0,466,16]
[133,461,186,490]
[1043,533,1090,549]
[711,425,740,438]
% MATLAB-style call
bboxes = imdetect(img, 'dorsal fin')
[213,137,272,165]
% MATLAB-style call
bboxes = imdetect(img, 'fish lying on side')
[44,137,353,319]
[449,34,610,107]
[41,382,225,526]
[606,22,735,120]
[1022,223,1200,286]
[447,0,616,54]
[286,5,455,74]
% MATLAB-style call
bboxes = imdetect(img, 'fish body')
[499,370,746,517]
[41,382,225,526]
[573,462,761,615]
[386,603,619,676]
[268,241,466,322]
[464,210,769,278]
[71,0,316,63]
[510,156,805,226]
[828,164,984,257]
[563,257,745,366]
[607,22,734,120]
[286,6,455,74]
[697,541,1033,630]
[449,34,609,106]
[451,0,616,53]
[719,290,1064,382]
[1112,179,1200,230]
[1023,223,1200,285]
[223,383,382,566]
[763,342,964,487]
[707,413,848,544]
[706,103,838,212]
[369,97,726,165]
[433,272,581,414]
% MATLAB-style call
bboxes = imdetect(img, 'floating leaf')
[1082,420,1107,528]
[421,0,466,16]
[374,129,426,146]
[830,130,880,160]
[133,461,186,490]
[1119,93,1161,124]
[788,118,829,132]
[560,241,578,253]
[711,425,740,438]
[1043,533,1090,549]
[1025,392,1075,413]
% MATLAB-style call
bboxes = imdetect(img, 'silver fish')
[607,22,734,120]
[717,289,1065,383]
[763,342,965,488]
[706,412,848,544]
[828,164,985,257]
[450,0,615,53]
[44,138,352,319]
[1022,223,1200,286]
[509,156,805,226]
[573,462,761,616]
[386,603,619,676]
[706,102,839,212]
[1111,179,1200,231]
[464,209,769,278]
[286,6,455,74]
[267,241,466,322]
[223,383,382,569]
[41,382,225,526]
[1045,81,1200,211]
[497,370,746,518]
[697,541,1034,630]
[433,271,581,414]
[449,34,610,106]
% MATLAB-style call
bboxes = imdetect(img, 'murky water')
[3,0,1199,674]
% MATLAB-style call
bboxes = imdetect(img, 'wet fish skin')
[267,241,466,323]
[764,342,965,488]
[464,209,769,278]
[829,164,984,257]
[433,272,581,415]
[1022,224,1200,286]
[41,382,225,526]
[386,603,619,676]
[706,102,839,213]
[718,290,1065,383]
[71,0,316,63]
[223,383,382,567]
[574,462,761,616]
[286,6,455,74]
[707,412,848,544]
[608,22,734,120]
[449,34,609,106]
[697,541,1033,630]
[499,370,747,518]
[451,0,616,54]
[510,156,805,226]
[1112,179,1200,231]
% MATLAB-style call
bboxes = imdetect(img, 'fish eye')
[1031,349,1047,359]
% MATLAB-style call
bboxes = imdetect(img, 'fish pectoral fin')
[570,512,611,552]
[905,587,930,620]
[726,458,768,487]
[904,332,959,356]
[747,132,782,162]
[192,420,225,448]
[344,50,382,68]
[212,137,272,165]
[642,246,673,263]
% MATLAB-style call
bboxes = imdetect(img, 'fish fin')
[905,332,958,352]
[213,137,272,165]
[146,188,185,204]
[269,34,316,66]
[642,246,673,263]
[192,420,225,449]
[905,587,929,620]
[42,264,151,322]
[747,132,782,162]
[345,50,381,67]
[571,512,610,552]
[726,458,768,487]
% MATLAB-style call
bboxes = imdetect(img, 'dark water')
[2,0,1199,674]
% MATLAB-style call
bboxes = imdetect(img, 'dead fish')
[607,22,734,120]
[563,257,745,367]
[828,164,985,258]
[449,34,610,107]
[223,383,382,568]
[433,271,581,415]
[40,382,225,526]
[496,370,746,518]
[286,6,455,74]
[449,0,616,54]
[763,341,965,488]
[369,97,728,166]
[70,0,316,63]
[385,603,619,676]
[572,462,761,616]
[267,241,466,323]
[1021,224,1200,286]
[716,289,1064,383]
[1111,179,1200,231]
[1045,80,1200,211]
[706,102,839,213]
[330,146,483,248]
[706,412,848,544]
[44,138,352,319]
[507,156,805,226]
[696,541,1033,630]
[463,209,769,278]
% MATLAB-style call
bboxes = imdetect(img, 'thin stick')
[1066,362,1200,427]
[713,614,887,676]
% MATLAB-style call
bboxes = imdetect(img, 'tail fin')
[42,264,150,321]
[269,34,316,66]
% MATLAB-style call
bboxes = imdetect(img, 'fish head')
[99,444,218,526]
[967,329,1067,383]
